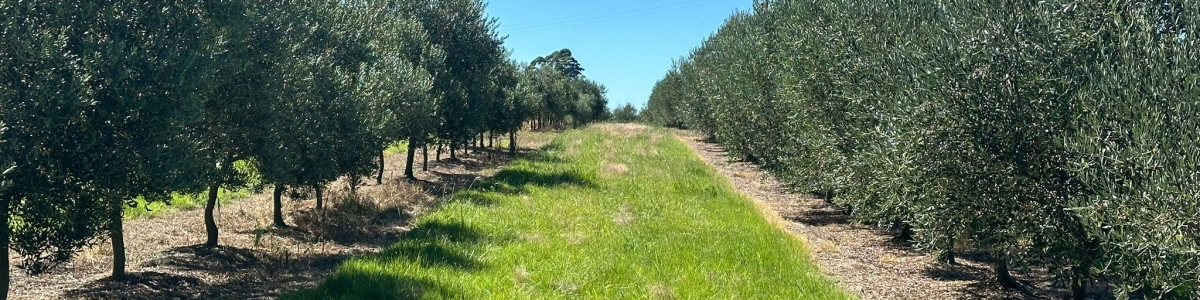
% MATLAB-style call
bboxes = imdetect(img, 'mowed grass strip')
[284,124,853,300]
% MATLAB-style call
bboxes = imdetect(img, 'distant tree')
[612,103,640,123]
[528,66,574,129]
[527,49,613,129]
[570,79,608,126]
[532,49,585,79]
[643,69,687,128]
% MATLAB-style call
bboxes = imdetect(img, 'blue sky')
[484,1,754,110]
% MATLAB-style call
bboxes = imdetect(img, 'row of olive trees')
[523,49,610,130]
[0,0,607,298]
[645,0,1199,299]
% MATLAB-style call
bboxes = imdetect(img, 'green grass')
[124,160,262,219]
[385,141,409,155]
[123,188,255,219]
[284,125,853,300]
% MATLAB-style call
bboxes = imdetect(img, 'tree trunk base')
[937,250,956,265]
[1,200,10,300]
[110,204,127,281]
[315,185,324,210]
[377,151,385,185]
[994,254,1018,287]
[272,186,287,228]
[405,138,417,179]
[204,184,219,247]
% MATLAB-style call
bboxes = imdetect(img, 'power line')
[505,0,732,35]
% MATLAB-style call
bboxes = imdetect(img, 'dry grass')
[512,266,531,284]
[594,123,649,138]
[602,163,629,176]
[649,283,677,300]
[8,131,557,300]
[613,203,635,226]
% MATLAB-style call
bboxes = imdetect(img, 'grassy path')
[286,124,852,299]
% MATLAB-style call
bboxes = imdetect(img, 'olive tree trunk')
[422,144,429,171]
[205,184,219,247]
[1071,267,1089,300]
[509,131,517,155]
[994,251,1016,286]
[1,196,10,300]
[272,186,286,228]
[404,138,417,179]
[315,185,324,210]
[376,151,385,185]
[109,203,126,280]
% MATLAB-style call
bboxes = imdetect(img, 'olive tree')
[0,0,216,281]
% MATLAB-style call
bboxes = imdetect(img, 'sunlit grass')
[124,160,262,219]
[385,140,409,155]
[285,125,853,300]
[123,189,255,219]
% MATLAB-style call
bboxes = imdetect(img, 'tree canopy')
[645,1,1200,299]
[0,1,609,298]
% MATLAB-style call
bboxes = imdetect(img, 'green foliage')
[522,56,609,130]
[285,126,852,300]
[2,0,216,274]
[611,103,640,123]
[123,189,254,220]
[404,0,507,148]
[532,48,585,79]
[0,0,612,295]
[124,159,262,219]
[384,141,410,155]
[645,0,1200,298]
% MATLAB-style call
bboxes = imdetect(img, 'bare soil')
[673,130,1113,300]
[8,131,557,300]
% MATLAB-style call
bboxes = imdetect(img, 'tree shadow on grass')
[286,221,492,299]
[412,171,488,198]
[487,169,595,195]
[402,219,489,244]
[314,270,455,300]
[371,220,493,270]
[412,155,591,200]
[374,243,483,270]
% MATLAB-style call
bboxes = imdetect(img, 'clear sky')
[484,1,754,110]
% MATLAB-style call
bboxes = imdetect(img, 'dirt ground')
[673,130,1114,300]
[8,131,557,300]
